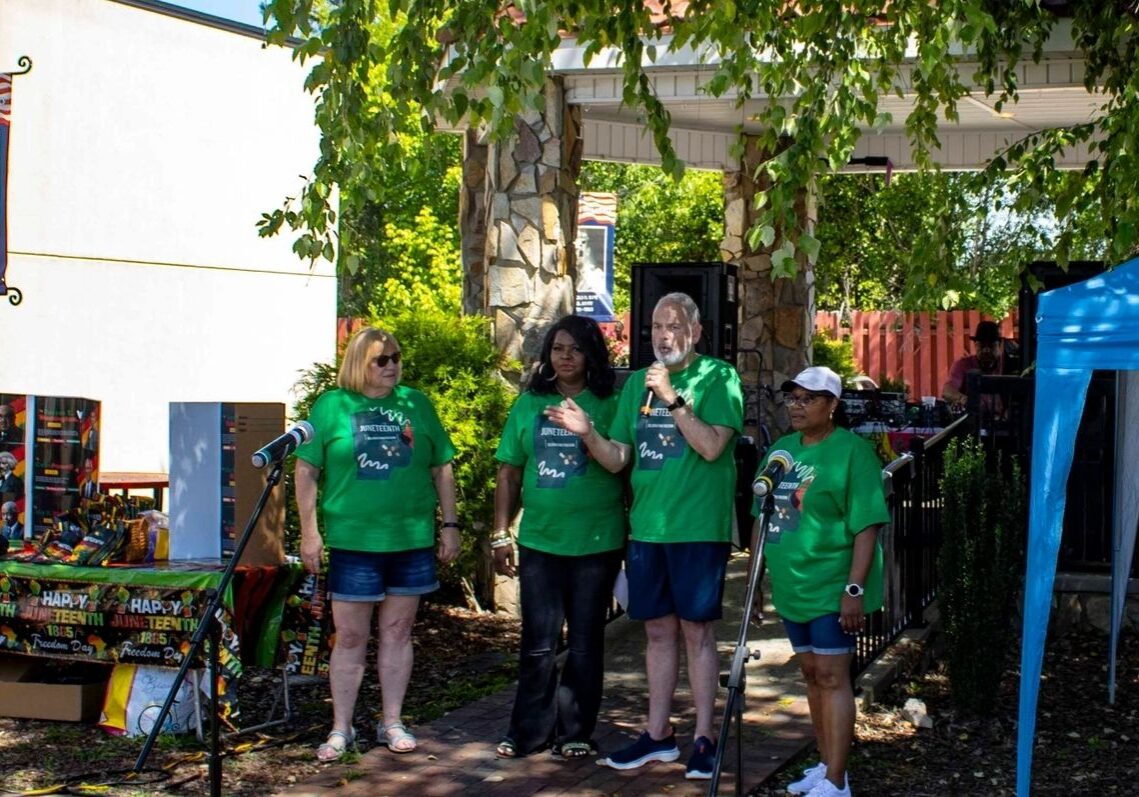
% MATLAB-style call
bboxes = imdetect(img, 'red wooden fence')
[814,309,1019,399]
[339,310,1017,400]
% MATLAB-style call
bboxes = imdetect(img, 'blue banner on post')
[575,192,617,322]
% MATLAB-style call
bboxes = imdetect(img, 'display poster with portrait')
[30,396,100,538]
[575,192,617,321]
[0,393,28,540]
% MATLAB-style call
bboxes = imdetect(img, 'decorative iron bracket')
[0,55,32,307]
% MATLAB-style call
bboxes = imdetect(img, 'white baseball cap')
[781,366,843,398]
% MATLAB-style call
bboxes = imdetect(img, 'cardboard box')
[0,655,109,722]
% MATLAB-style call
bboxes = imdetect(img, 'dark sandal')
[496,738,518,758]
[553,740,594,759]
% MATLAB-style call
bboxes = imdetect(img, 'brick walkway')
[276,554,814,797]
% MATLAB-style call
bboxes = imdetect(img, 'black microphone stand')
[708,489,775,796]
[133,457,286,797]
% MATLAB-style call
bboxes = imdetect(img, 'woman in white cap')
[750,366,889,797]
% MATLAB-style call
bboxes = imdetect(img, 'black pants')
[506,545,623,755]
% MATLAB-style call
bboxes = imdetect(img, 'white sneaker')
[804,774,851,797]
[787,762,827,795]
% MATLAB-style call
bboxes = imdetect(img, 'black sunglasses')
[372,351,402,367]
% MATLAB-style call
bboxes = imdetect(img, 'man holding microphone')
[545,291,743,780]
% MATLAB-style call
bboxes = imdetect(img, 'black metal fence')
[853,415,972,674]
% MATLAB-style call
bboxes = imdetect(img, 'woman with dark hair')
[491,315,626,760]
[752,366,888,797]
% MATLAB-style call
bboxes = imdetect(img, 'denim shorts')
[625,540,730,622]
[782,613,856,655]
[327,547,438,602]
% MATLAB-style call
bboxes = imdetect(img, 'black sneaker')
[685,735,717,780]
[599,730,680,770]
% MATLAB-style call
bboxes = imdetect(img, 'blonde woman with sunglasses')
[295,327,459,762]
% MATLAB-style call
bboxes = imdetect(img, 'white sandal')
[378,721,417,753]
[316,727,357,762]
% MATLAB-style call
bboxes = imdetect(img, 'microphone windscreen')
[295,420,315,443]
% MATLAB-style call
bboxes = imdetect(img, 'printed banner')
[575,192,617,321]
[31,396,100,537]
[0,562,239,670]
[0,561,241,719]
[277,571,331,678]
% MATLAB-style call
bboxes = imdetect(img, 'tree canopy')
[813,172,1108,317]
[262,0,1135,293]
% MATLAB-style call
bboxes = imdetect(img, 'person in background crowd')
[546,292,743,781]
[295,326,460,762]
[1,501,22,541]
[754,366,889,797]
[942,321,1013,413]
[492,315,626,760]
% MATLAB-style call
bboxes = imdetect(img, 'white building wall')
[0,0,335,471]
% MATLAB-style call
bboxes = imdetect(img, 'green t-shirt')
[296,386,456,553]
[610,355,743,543]
[495,390,626,556]
[755,426,890,623]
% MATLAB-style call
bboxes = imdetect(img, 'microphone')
[752,449,794,497]
[251,421,314,469]
[641,361,662,416]
[640,388,654,416]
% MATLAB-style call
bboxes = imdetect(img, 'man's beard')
[654,344,691,367]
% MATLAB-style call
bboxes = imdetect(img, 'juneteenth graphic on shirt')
[634,397,688,470]
[532,415,588,488]
[767,461,815,544]
[353,408,413,480]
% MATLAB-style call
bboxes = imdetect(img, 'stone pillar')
[476,78,583,380]
[458,79,583,614]
[459,129,488,316]
[722,137,817,438]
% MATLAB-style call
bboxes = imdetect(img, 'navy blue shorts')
[327,547,438,602]
[782,613,856,655]
[625,540,730,622]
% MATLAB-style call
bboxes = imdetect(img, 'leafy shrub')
[810,330,857,380]
[287,309,515,606]
[877,375,909,396]
[937,438,1025,715]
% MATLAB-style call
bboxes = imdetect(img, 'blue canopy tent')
[1017,256,1139,795]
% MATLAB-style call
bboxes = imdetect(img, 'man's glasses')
[784,393,827,408]
[372,351,402,367]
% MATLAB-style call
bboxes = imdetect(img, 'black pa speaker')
[1018,260,1106,366]
[629,262,739,370]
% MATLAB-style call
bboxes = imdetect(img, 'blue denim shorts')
[782,613,856,655]
[327,547,438,602]
[625,540,730,622]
